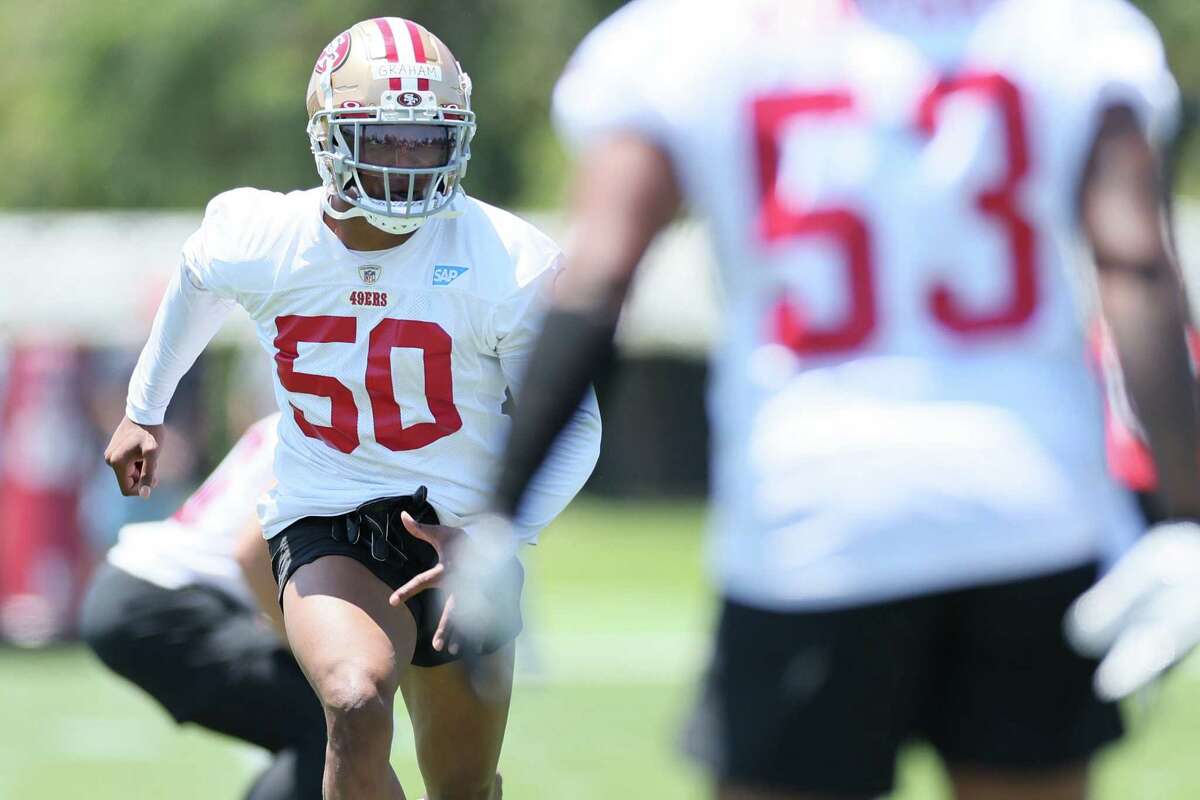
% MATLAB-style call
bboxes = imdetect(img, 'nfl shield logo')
[358,265,382,285]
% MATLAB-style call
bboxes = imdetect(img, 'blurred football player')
[83,415,325,800]
[423,1,1200,799]
[103,17,601,800]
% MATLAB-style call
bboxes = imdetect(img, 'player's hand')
[104,417,165,498]
[389,512,517,656]
[1065,521,1200,701]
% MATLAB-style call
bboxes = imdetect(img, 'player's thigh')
[282,554,418,705]
[929,562,1121,777]
[949,763,1088,800]
[397,642,515,790]
[81,562,248,724]
[717,784,854,800]
[684,597,938,798]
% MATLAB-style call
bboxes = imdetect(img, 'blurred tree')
[0,0,624,209]
[1133,0,1200,192]
[0,0,1195,209]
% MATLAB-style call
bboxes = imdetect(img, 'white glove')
[444,513,521,648]
[1065,521,1200,701]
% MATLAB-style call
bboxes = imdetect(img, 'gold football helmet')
[306,18,475,234]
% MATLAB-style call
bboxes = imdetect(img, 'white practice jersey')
[107,415,278,607]
[554,0,1178,609]
[127,189,601,539]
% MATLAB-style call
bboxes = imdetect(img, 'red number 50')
[274,315,463,454]
[753,71,1038,354]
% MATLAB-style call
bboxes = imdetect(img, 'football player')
[427,1,1200,799]
[104,17,601,800]
[82,415,325,800]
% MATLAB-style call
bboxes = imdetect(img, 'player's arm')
[105,259,234,497]
[233,516,286,639]
[388,135,679,653]
[494,346,601,539]
[491,134,681,519]
[1066,103,1200,700]
[1082,104,1200,517]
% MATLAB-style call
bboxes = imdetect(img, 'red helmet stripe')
[373,18,403,91]
[403,20,430,91]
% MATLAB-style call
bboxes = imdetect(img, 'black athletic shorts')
[268,509,524,668]
[683,562,1122,796]
[79,562,325,752]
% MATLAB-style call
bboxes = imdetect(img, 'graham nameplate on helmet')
[372,62,443,82]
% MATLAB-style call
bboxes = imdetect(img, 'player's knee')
[319,666,393,753]
[424,769,499,800]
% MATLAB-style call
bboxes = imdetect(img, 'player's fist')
[104,417,165,498]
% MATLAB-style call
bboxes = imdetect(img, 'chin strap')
[320,192,362,221]
[321,192,424,235]
[321,190,463,235]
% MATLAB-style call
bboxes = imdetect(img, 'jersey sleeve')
[182,188,269,302]
[125,265,234,425]
[485,248,563,360]
[1072,0,1180,145]
[497,357,602,542]
[125,190,265,425]
[486,251,602,540]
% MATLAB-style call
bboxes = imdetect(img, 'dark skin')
[106,123,509,799]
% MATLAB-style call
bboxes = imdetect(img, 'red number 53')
[754,71,1037,354]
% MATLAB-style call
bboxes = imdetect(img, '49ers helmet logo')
[313,31,352,76]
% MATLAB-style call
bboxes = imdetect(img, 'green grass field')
[2,498,1199,798]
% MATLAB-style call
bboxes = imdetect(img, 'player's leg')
[182,617,326,800]
[79,561,326,800]
[282,553,419,800]
[684,597,937,800]
[948,766,1087,800]
[928,563,1120,800]
[79,561,229,725]
[397,643,515,800]
[716,785,845,800]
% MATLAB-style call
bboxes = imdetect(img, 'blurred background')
[2,1,1200,798]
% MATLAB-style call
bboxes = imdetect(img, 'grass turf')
[1,498,1198,798]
